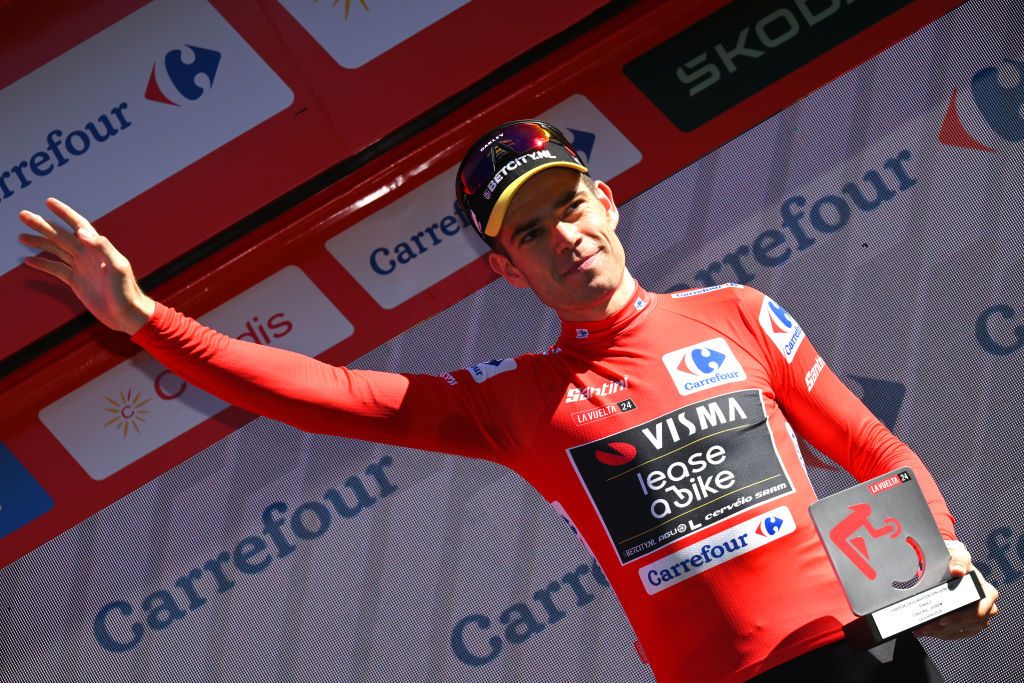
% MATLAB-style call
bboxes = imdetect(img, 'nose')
[550,220,582,252]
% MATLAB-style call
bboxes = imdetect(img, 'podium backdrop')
[1,1,1021,681]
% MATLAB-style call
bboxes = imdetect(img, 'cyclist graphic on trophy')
[829,502,924,585]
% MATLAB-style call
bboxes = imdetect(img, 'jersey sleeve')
[730,287,956,539]
[130,302,516,460]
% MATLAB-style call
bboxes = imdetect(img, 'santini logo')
[145,45,221,106]
[565,376,629,403]
[662,338,746,396]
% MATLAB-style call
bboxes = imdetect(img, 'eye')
[520,227,542,244]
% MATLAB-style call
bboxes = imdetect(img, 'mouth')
[563,249,601,276]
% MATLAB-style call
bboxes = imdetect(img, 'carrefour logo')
[758,295,804,364]
[756,515,784,537]
[1,0,293,279]
[689,346,727,375]
[640,506,795,595]
[661,338,746,396]
[0,105,133,211]
[940,57,1024,153]
[145,45,221,106]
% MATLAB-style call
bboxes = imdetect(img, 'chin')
[577,279,618,303]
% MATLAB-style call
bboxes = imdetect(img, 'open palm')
[18,197,154,334]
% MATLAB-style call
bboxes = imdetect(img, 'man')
[18,120,997,681]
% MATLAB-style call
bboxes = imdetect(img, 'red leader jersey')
[132,282,955,682]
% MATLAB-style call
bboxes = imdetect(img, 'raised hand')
[18,197,155,334]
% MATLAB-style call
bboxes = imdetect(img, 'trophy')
[809,468,984,650]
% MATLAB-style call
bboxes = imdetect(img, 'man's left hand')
[914,540,999,639]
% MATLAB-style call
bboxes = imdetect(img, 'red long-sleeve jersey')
[132,282,954,682]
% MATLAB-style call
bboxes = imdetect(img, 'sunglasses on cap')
[456,120,589,239]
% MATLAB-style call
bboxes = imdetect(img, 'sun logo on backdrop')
[314,0,369,19]
[104,389,151,438]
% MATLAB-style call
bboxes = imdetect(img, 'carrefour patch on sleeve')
[759,295,805,363]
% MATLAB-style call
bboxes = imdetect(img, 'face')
[488,168,628,320]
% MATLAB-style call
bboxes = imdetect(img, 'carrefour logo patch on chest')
[759,296,804,363]
[566,389,794,565]
[662,337,746,396]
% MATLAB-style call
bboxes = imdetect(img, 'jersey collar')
[558,281,655,346]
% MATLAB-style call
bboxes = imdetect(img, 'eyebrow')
[509,188,584,242]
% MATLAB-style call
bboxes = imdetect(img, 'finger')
[18,233,74,263]
[18,209,83,259]
[46,197,97,238]
[945,540,971,575]
[23,255,73,286]
[79,230,128,268]
[979,585,999,616]
[18,209,72,240]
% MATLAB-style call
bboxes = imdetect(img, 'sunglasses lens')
[459,122,561,197]
[456,120,585,238]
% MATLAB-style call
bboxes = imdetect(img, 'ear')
[488,251,530,289]
[595,180,619,231]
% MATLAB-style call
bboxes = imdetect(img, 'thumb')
[945,540,970,576]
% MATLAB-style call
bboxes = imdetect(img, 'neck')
[556,270,636,322]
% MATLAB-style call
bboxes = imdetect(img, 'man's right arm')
[18,197,506,459]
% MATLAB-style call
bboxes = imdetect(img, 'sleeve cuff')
[129,300,169,345]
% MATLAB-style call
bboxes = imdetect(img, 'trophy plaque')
[809,468,984,650]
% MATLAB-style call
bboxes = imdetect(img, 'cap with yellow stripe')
[456,120,589,240]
